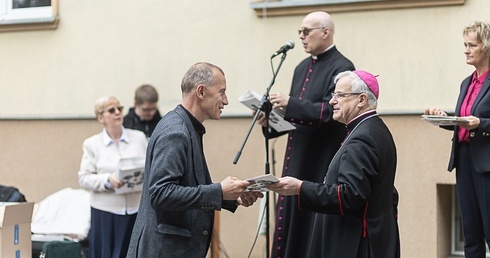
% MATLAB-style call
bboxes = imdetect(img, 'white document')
[245,174,279,192]
[238,89,296,133]
[116,157,145,194]
[421,115,469,126]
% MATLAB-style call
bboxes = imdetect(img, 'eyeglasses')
[331,92,362,100]
[298,27,325,36]
[141,107,157,113]
[103,106,124,114]
[137,105,158,113]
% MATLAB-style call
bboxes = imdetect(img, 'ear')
[196,84,205,99]
[357,94,368,107]
[97,114,104,123]
[322,28,330,39]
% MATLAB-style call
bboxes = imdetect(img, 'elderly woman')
[425,21,490,257]
[78,96,147,258]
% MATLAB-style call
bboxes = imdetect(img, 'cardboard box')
[0,202,34,258]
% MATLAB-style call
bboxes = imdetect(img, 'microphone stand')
[233,52,288,258]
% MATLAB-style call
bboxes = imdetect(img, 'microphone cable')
[247,199,267,258]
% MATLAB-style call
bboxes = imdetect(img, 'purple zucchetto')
[353,70,379,99]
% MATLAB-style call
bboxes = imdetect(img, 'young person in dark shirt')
[123,84,162,138]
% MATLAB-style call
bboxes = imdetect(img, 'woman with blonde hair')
[78,96,147,258]
[425,21,490,257]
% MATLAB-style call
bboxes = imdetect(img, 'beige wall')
[0,115,456,257]
[1,0,488,257]
[0,0,487,118]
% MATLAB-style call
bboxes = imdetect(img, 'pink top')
[458,70,490,142]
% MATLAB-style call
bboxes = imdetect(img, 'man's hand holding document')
[239,89,296,132]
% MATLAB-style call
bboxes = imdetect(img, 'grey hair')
[181,62,224,97]
[334,71,377,108]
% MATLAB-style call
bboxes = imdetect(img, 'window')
[250,0,465,17]
[0,0,59,32]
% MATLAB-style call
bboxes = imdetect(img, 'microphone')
[271,40,295,58]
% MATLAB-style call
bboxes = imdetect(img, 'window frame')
[250,0,465,17]
[0,0,59,32]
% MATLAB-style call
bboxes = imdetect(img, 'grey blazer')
[127,105,237,258]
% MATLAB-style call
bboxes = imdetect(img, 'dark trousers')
[90,207,137,258]
[456,143,490,258]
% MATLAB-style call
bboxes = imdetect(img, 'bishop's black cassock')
[268,46,354,258]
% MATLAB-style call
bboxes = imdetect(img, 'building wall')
[0,0,487,117]
[0,115,456,257]
[1,0,487,257]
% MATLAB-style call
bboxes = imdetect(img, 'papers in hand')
[246,174,279,192]
[116,157,145,194]
[238,89,296,133]
[421,115,470,126]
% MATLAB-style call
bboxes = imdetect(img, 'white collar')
[102,126,129,146]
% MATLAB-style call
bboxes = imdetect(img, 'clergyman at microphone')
[255,11,355,258]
